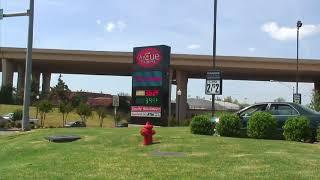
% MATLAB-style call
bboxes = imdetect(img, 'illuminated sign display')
[132,71,162,87]
[131,45,171,126]
[135,97,161,105]
[135,48,162,68]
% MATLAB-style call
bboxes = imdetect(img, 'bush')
[0,86,15,104]
[216,114,242,137]
[190,115,214,135]
[12,109,23,121]
[283,116,311,142]
[247,112,276,139]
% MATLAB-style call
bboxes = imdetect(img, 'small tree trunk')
[100,117,103,128]
[43,113,46,127]
[62,113,65,127]
[65,113,69,126]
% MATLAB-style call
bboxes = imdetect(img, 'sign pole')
[212,0,218,116]
[114,106,117,127]
[112,95,119,127]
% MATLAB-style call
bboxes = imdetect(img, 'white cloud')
[187,44,200,50]
[103,21,127,32]
[117,21,127,31]
[261,22,320,41]
[105,22,116,32]
[96,19,101,25]
[248,47,256,52]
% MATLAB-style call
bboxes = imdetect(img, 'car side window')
[240,104,267,117]
[269,104,298,116]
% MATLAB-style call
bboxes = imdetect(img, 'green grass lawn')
[1,127,320,179]
[0,104,125,128]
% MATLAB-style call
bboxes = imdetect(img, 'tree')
[310,90,320,112]
[59,102,73,126]
[274,97,286,102]
[76,103,92,123]
[38,100,53,127]
[96,107,107,128]
[71,92,88,108]
[223,96,233,103]
[233,99,239,105]
[50,74,71,103]
[0,85,15,104]
[118,95,131,113]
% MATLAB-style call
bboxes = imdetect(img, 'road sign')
[113,95,119,107]
[0,9,3,20]
[205,70,222,95]
[293,93,301,104]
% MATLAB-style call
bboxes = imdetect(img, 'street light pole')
[212,0,218,116]
[296,20,302,95]
[0,0,34,131]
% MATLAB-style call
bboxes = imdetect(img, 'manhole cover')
[151,151,186,157]
[45,135,81,143]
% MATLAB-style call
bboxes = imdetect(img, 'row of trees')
[35,75,109,127]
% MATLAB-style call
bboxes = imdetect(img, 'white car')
[0,116,11,127]
[2,113,14,120]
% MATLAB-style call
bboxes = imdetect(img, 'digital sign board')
[130,45,171,126]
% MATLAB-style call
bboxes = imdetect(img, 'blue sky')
[1,0,320,104]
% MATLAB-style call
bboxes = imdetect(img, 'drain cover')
[151,151,186,157]
[45,135,81,143]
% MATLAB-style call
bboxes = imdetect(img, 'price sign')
[205,80,221,94]
[205,70,222,95]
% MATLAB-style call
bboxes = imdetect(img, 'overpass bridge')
[1,47,320,120]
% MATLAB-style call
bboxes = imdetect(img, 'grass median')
[0,127,320,179]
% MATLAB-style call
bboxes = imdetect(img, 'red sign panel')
[135,48,162,68]
[145,89,160,97]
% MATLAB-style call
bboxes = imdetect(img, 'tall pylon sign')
[130,45,171,126]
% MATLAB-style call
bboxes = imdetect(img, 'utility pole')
[0,0,35,131]
[296,20,302,95]
[212,0,218,116]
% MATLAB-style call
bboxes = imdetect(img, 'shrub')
[247,112,276,139]
[190,115,214,135]
[0,85,14,104]
[216,114,242,137]
[12,109,23,121]
[283,116,311,142]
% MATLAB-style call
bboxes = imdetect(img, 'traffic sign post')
[293,93,301,104]
[0,9,3,20]
[205,70,222,95]
[113,95,119,127]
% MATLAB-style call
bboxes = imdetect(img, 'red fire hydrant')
[140,122,156,145]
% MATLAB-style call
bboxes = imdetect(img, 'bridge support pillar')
[42,72,51,95]
[17,64,25,96]
[1,59,14,88]
[176,70,188,124]
[314,82,320,92]
[168,68,173,124]
[32,71,41,95]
